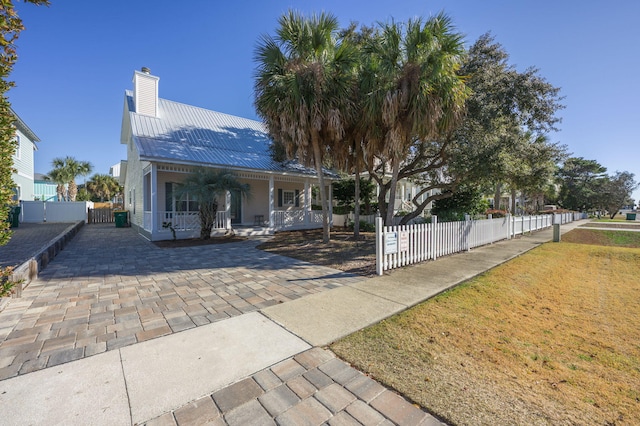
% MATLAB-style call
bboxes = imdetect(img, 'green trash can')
[114,210,129,228]
[8,205,20,228]
[626,213,636,221]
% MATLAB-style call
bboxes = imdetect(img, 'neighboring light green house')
[33,173,58,202]
[11,109,41,201]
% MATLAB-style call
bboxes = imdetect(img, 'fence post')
[506,213,511,240]
[464,214,471,251]
[375,216,383,276]
[432,215,438,261]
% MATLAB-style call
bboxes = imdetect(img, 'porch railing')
[144,210,229,232]
[160,211,200,230]
[273,210,324,229]
[216,211,227,229]
[143,209,324,235]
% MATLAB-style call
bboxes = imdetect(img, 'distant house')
[11,109,40,201]
[109,162,125,206]
[33,173,58,202]
[119,68,335,241]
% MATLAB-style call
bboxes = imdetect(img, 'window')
[14,135,20,160]
[278,188,299,207]
[283,190,295,206]
[165,182,199,212]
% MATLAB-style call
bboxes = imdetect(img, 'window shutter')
[295,189,300,207]
[278,189,282,207]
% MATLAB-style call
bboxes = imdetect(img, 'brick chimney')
[133,67,159,117]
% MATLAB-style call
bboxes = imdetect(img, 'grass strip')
[331,242,640,425]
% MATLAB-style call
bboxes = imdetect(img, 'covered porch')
[140,164,332,241]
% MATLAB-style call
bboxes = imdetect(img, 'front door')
[230,190,242,224]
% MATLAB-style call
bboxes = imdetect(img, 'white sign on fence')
[399,231,409,252]
[385,232,398,254]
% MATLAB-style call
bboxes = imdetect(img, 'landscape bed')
[256,228,376,276]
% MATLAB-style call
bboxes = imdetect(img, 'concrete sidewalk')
[0,220,586,425]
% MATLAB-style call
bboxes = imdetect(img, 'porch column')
[304,179,310,226]
[225,190,231,230]
[150,164,158,235]
[269,175,276,228]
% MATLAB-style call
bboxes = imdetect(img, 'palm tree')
[254,10,356,243]
[175,167,250,239]
[51,156,93,202]
[360,14,469,225]
[44,168,70,201]
[86,174,121,202]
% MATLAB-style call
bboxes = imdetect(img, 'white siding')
[12,129,35,200]
[123,128,148,230]
[133,71,159,117]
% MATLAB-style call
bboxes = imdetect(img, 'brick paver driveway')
[0,224,365,380]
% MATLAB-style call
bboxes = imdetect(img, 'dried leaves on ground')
[331,232,640,425]
[256,229,376,276]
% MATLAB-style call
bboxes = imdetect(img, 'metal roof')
[11,108,40,143]
[125,91,334,178]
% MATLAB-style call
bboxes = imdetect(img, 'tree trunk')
[494,183,502,210]
[377,183,388,222]
[199,200,217,239]
[385,156,401,226]
[311,132,330,243]
[511,187,517,214]
[354,167,360,238]
[68,180,78,202]
[57,184,65,202]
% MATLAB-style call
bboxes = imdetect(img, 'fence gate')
[88,208,114,224]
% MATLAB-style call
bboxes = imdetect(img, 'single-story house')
[119,68,336,241]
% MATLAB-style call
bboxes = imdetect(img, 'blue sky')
[10,1,640,202]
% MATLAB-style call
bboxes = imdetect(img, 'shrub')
[0,266,22,298]
[333,205,351,215]
[347,220,375,232]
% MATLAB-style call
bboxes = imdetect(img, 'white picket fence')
[375,212,585,275]
[19,201,93,223]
